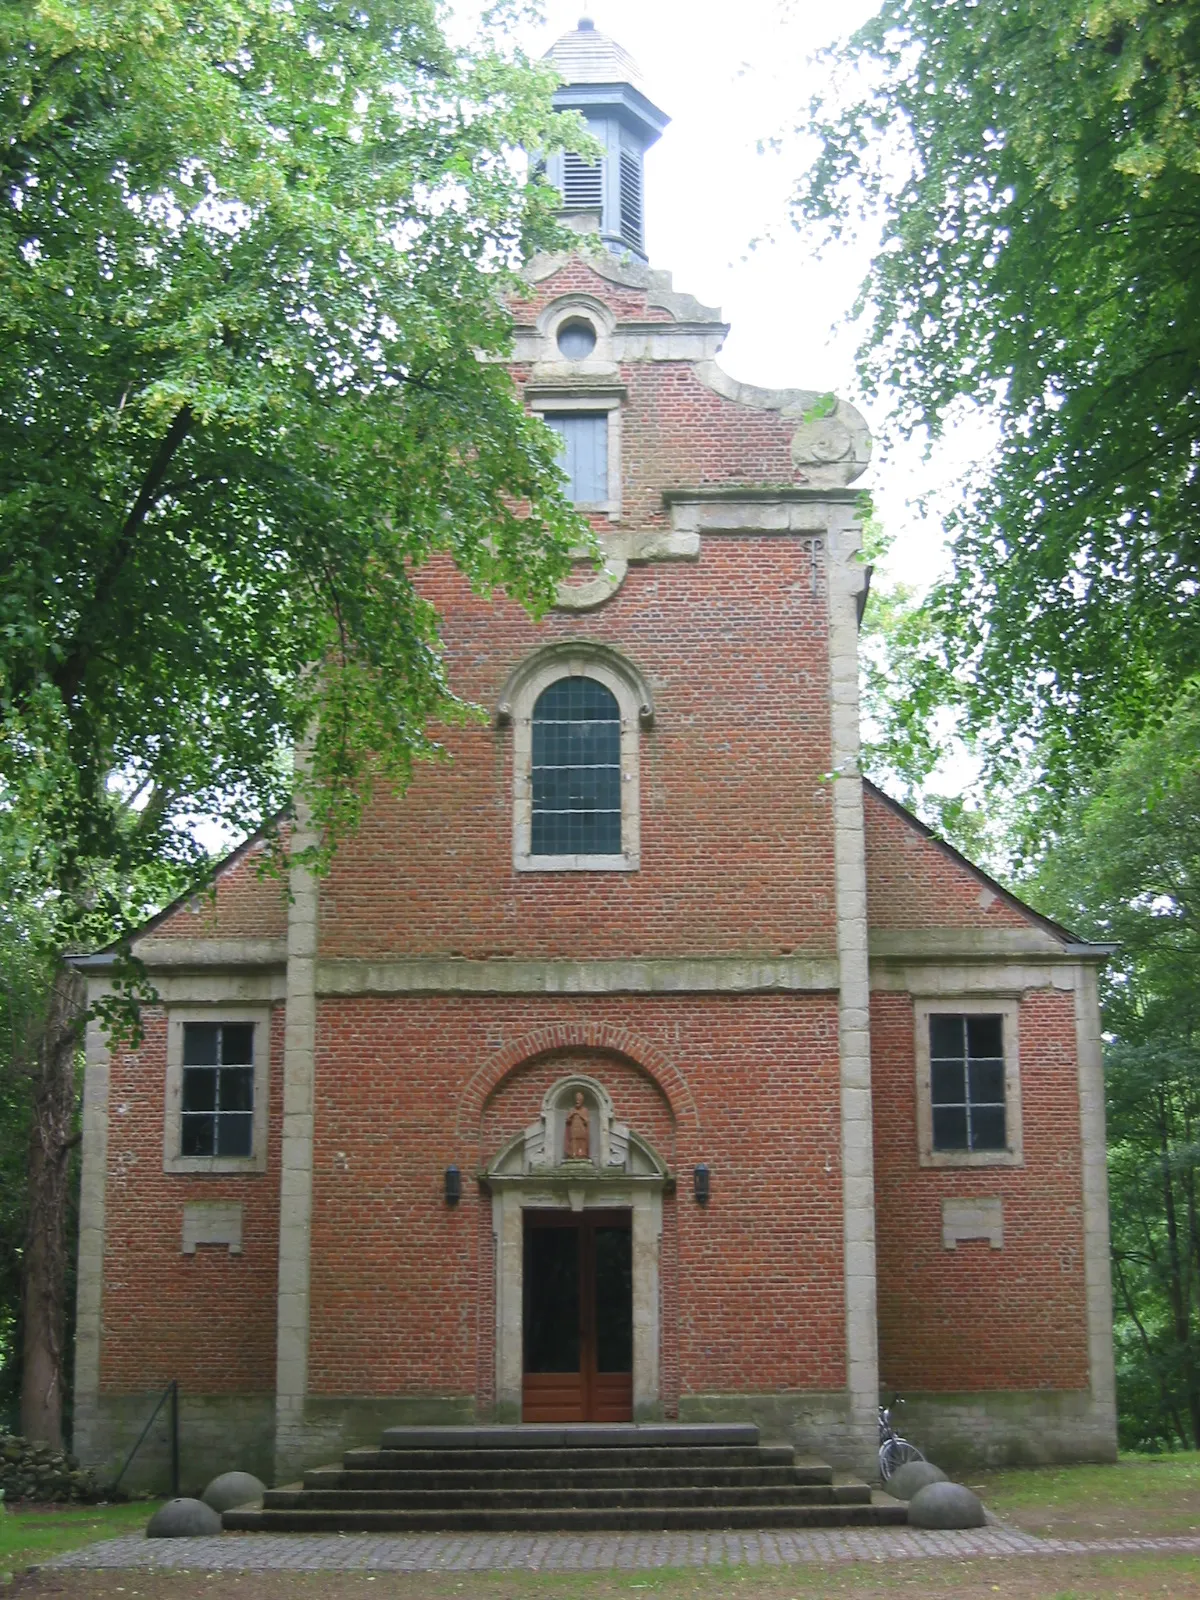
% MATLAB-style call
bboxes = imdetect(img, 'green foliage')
[794,0,1200,821]
[0,0,591,1434]
[1029,683,1200,1449]
[1,0,588,904]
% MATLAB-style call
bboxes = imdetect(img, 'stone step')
[225,1499,908,1534]
[265,1483,859,1511]
[228,1424,888,1536]
[343,1445,798,1473]
[306,1463,835,1492]
[377,1424,760,1452]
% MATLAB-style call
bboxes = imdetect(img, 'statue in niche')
[564,1091,591,1161]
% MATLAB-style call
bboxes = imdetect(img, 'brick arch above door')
[454,1021,700,1149]
[480,1051,676,1176]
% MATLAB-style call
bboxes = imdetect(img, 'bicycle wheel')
[878,1436,925,1481]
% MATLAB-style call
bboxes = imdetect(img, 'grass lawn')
[9,1554,1200,1598]
[1,1502,160,1586]
[973,1449,1200,1539]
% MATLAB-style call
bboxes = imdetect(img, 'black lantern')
[444,1165,462,1206]
[693,1163,711,1205]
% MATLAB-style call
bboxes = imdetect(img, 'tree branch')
[55,404,195,704]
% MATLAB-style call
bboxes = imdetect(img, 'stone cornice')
[316,956,840,997]
[869,929,1114,962]
[663,486,864,506]
[71,936,1108,987]
[71,936,287,970]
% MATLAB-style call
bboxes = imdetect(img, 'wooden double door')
[522,1210,633,1423]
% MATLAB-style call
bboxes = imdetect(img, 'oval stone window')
[556,318,597,360]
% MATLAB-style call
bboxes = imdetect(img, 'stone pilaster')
[72,1004,112,1468]
[274,791,319,1481]
[826,505,880,1475]
[1075,965,1118,1451]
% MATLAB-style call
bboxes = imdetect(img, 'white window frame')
[506,650,646,874]
[914,997,1024,1169]
[163,1007,271,1174]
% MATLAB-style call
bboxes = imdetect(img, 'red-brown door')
[522,1210,633,1423]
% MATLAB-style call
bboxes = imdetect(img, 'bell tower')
[542,17,669,264]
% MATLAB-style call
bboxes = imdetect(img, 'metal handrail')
[111,1379,179,1497]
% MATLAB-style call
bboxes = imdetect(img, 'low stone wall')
[1,1435,103,1503]
[74,1394,275,1495]
[277,1395,475,1484]
[678,1391,870,1476]
[897,1390,1118,1470]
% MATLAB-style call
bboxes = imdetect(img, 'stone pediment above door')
[484,1073,669,1186]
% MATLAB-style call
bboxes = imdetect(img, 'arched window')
[532,677,621,857]
[499,645,652,873]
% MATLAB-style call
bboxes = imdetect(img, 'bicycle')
[878,1397,925,1482]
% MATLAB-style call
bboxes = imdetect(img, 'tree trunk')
[20,965,86,1447]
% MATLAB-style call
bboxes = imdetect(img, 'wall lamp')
[693,1163,711,1205]
[444,1165,462,1206]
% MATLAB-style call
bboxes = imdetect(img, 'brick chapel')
[72,19,1118,1487]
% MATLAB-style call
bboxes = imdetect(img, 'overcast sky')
[488,0,998,592]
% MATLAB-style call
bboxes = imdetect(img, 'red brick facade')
[872,989,1089,1393]
[77,244,1113,1482]
[101,1007,284,1394]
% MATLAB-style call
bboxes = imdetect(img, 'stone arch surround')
[472,1043,682,1424]
[455,1021,700,1149]
[480,1049,676,1171]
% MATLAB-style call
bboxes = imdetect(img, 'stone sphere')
[201,1471,266,1513]
[887,1459,948,1501]
[908,1480,986,1529]
[146,1497,222,1537]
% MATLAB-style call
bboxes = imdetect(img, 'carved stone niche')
[487,1073,665,1180]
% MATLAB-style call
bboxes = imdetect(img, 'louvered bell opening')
[562,150,603,210]
[618,150,643,250]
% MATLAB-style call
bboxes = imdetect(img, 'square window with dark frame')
[181,1022,255,1158]
[929,1014,1006,1153]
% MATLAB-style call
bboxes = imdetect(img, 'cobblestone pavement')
[46,1527,1200,1572]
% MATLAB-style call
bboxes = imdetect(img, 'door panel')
[593,1225,633,1372]
[522,1211,633,1423]
[523,1225,580,1373]
[521,1371,587,1423]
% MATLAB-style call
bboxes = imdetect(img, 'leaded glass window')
[929,1014,1006,1152]
[181,1022,255,1158]
[531,676,621,856]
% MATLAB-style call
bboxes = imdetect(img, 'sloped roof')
[544,18,646,89]
[864,779,1111,952]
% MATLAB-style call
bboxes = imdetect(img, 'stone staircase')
[223,1424,907,1532]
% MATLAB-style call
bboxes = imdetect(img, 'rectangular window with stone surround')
[914,998,1023,1168]
[163,1008,270,1174]
[543,411,608,504]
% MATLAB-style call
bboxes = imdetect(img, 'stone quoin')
[69,18,1117,1490]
